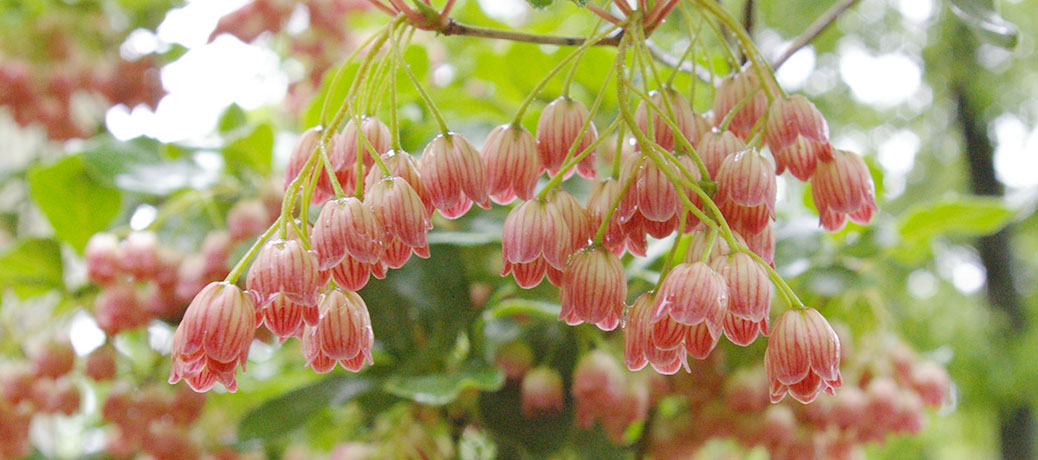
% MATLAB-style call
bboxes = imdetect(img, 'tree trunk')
[952,24,1036,460]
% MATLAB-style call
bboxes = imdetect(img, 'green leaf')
[479,381,574,457]
[0,238,63,298]
[383,361,504,406]
[482,299,561,322]
[27,155,122,253]
[238,375,375,441]
[359,244,479,373]
[218,103,248,133]
[79,136,207,195]
[526,0,554,8]
[949,0,1019,49]
[223,123,274,177]
[895,195,1016,262]
[303,60,360,128]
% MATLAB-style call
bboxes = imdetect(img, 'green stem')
[694,0,783,99]
[535,66,618,200]
[538,116,623,202]
[393,24,450,134]
[225,217,281,284]
[593,170,638,244]
[511,23,624,126]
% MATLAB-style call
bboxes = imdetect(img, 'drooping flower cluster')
[166,11,880,406]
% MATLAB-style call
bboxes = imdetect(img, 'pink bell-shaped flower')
[482,123,542,204]
[764,307,842,403]
[765,94,833,181]
[419,132,489,218]
[810,149,878,231]
[168,282,257,392]
[245,238,325,308]
[536,96,598,179]
[560,246,626,331]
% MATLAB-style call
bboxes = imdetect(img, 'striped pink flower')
[713,69,770,139]
[312,197,384,269]
[624,293,689,374]
[365,150,434,218]
[364,176,429,250]
[259,293,309,340]
[168,282,257,392]
[712,252,772,346]
[327,253,383,291]
[586,179,625,251]
[550,190,594,258]
[634,88,704,151]
[560,246,625,331]
[744,222,776,268]
[246,238,325,308]
[536,97,597,179]
[716,149,776,211]
[502,199,570,270]
[303,289,374,373]
[765,308,842,403]
[652,262,729,335]
[810,149,878,231]
[419,132,489,218]
[482,123,542,204]
[695,129,747,179]
[283,126,322,192]
[718,199,774,236]
[765,95,833,181]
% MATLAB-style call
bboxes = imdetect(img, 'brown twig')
[772,0,859,68]
[440,19,623,47]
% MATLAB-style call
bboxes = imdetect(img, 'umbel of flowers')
[168,1,877,401]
